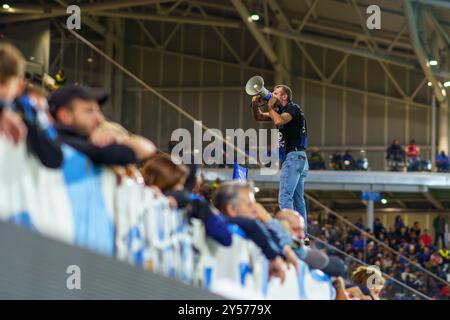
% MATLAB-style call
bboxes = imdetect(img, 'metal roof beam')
[423,192,445,210]
[230,0,282,73]
[262,27,416,70]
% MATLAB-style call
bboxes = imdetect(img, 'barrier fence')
[0,136,335,300]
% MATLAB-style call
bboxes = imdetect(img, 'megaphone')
[245,75,272,101]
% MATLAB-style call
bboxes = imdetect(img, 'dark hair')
[141,153,189,193]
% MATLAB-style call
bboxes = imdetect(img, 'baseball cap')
[48,84,108,117]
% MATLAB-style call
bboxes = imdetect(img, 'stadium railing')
[0,136,335,299]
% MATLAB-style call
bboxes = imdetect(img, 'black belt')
[286,146,305,153]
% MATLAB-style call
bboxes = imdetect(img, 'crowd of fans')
[3,42,449,300]
[308,140,450,173]
[386,139,438,172]
[308,212,450,300]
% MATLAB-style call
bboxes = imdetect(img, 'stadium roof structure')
[2,0,450,211]
[1,0,449,82]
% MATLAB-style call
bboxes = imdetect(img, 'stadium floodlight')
[253,186,260,193]
[444,81,450,88]
[381,199,387,205]
[249,13,260,22]
[429,59,438,66]
[427,81,432,87]
[2,3,11,9]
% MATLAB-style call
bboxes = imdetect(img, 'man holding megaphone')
[247,76,310,245]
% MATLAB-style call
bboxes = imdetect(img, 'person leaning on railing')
[213,181,302,284]
[141,154,232,247]
[0,42,27,145]
[0,42,63,169]
[48,84,156,166]
[346,265,385,300]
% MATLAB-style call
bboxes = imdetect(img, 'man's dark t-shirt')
[276,101,308,152]
[55,124,137,166]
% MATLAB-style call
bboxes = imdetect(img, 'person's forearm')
[268,108,283,126]
[122,135,156,161]
[252,104,269,121]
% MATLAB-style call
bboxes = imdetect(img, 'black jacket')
[56,124,137,166]
[14,96,63,169]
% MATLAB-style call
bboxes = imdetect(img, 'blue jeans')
[279,151,309,235]
[407,157,420,171]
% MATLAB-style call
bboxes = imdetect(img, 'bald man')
[275,209,349,277]
[275,209,305,241]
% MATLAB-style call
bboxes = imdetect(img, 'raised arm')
[251,96,272,122]
[267,96,292,127]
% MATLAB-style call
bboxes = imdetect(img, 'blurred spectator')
[309,210,450,299]
[373,218,386,239]
[418,246,431,265]
[420,229,433,247]
[213,181,290,283]
[397,227,411,243]
[308,147,326,170]
[330,150,343,170]
[342,150,355,170]
[0,42,27,145]
[141,153,188,193]
[355,150,369,171]
[355,217,364,235]
[16,81,63,169]
[275,209,305,240]
[394,215,405,232]
[212,177,222,190]
[436,150,450,172]
[49,84,156,165]
[275,209,348,278]
[352,235,364,251]
[433,213,447,248]
[54,69,66,89]
[143,159,232,247]
[348,265,385,300]
[410,221,421,241]
[386,139,405,171]
[438,247,449,266]
[200,181,213,201]
[98,121,145,184]
[0,42,63,168]
[253,204,299,272]
[405,139,421,171]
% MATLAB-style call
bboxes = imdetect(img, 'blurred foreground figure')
[347,266,385,300]
[0,42,27,145]
[49,84,156,166]
[0,42,63,168]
